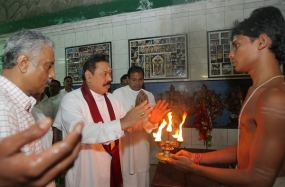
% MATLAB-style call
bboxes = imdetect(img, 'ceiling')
[0,0,201,35]
[0,0,112,24]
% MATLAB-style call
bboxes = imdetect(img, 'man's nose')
[229,50,234,59]
[49,67,56,79]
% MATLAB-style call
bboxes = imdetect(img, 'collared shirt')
[59,88,73,99]
[0,75,43,156]
[31,107,53,150]
[49,93,62,115]
[54,88,126,187]
[112,85,156,175]
[56,88,124,144]
[34,94,56,119]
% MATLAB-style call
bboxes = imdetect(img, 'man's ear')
[85,70,92,83]
[17,55,29,73]
[257,34,270,50]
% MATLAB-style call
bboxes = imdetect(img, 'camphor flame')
[153,112,187,142]
[166,112,173,132]
[173,112,187,142]
[173,129,179,137]
[153,120,167,142]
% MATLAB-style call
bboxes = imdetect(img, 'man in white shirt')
[113,66,157,187]
[120,74,128,87]
[34,92,56,119]
[31,92,55,187]
[49,79,62,143]
[54,54,169,187]
[49,79,62,112]
[59,76,73,98]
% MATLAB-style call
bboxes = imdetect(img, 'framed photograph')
[207,30,247,78]
[65,42,112,85]
[128,34,188,80]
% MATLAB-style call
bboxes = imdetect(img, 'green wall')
[0,0,201,35]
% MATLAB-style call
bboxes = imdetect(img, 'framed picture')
[65,42,112,85]
[207,30,247,78]
[128,34,188,80]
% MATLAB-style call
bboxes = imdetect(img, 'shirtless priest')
[167,6,285,187]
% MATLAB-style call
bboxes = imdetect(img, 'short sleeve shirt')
[0,75,43,155]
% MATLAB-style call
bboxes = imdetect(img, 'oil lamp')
[153,112,187,162]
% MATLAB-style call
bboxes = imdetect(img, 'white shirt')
[31,107,53,150]
[34,94,56,119]
[49,93,62,127]
[59,88,73,98]
[54,88,126,187]
[112,86,156,175]
[31,108,55,187]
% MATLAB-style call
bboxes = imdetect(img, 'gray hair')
[2,29,54,69]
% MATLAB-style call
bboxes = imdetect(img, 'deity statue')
[209,90,223,119]
[157,93,164,100]
[164,85,184,128]
[195,102,212,147]
[193,84,215,147]
[194,84,211,107]
[224,85,245,123]
[165,84,181,107]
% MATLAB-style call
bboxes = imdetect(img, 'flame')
[172,129,179,138]
[153,120,167,142]
[153,112,187,142]
[166,112,172,132]
[177,112,187,142]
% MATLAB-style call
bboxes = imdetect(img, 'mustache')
[103,82,112,86]
[43,79,52,85]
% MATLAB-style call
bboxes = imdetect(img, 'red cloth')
[81,81,123,187]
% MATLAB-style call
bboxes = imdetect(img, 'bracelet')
[195,153,202,165]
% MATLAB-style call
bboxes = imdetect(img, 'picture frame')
[128,34,188,80]
[65,42,112,85]
[207,30,248,78]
